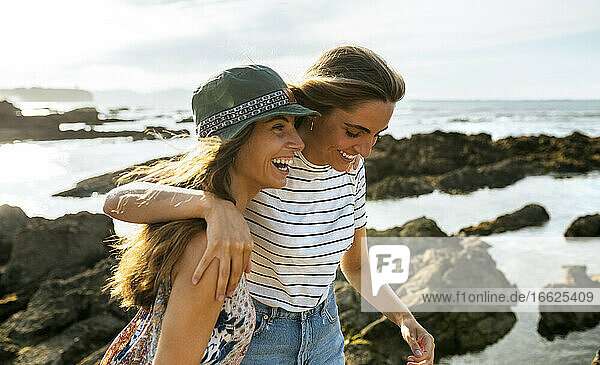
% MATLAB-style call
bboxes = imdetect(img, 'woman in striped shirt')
[104,46,434,365]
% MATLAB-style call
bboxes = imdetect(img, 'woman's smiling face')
[301,100,395,171]
[232,114,304,194]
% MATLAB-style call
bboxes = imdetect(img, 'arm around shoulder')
[102,181,225,224]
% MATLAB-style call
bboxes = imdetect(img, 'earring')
[310,117,314,131]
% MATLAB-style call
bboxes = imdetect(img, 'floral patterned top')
[101,274,255,365]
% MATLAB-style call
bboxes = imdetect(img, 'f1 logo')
[369,245,411,296]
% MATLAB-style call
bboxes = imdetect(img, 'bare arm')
[153,231,224,365]
[341,227,435,365]
[103,181,223,224]
[103,182,253,301]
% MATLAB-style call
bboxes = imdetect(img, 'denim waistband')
[252,283,335,320]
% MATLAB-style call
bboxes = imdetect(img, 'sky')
[2,0,600,99]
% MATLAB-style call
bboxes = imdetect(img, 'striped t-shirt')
[243,151,367,312]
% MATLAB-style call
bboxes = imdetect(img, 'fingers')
[242,242,253,274]
[215,258,230,301]
[406,333,423,359]
[245,260,252,274]
[192,253,211,285]
[227,254,243,297]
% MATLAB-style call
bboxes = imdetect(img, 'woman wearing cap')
[104,46,434,365]
[100,65,316,365]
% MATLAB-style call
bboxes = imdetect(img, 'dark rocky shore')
[55,130,600,200]
[1,205,598,364]
[0,206,518,364]
[366,131,600,199]
[537,265,600,340]
[0,101,189,144]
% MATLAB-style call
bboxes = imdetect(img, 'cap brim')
[216,104,320,140]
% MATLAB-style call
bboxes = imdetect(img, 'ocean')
[2,99,599,364]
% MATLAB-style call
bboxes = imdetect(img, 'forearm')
[341,260,414,326]
[103,182,226,224]
[340,229,415,327]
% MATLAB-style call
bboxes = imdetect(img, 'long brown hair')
[291,45,405,121]
[106,124,255,310]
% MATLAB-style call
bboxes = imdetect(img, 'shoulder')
[171,230,208,282]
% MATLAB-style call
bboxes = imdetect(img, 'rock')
[367,216,447,238]
[53,155,177,197]
[458,204,550,236]
[177,116,193,123]
[366,131,600,199]
[0,212,113,293]
[64,130,600,200]
[0,204,29,264]
[342,221,516,361]
[0,101,189,143]
[565,214,600,237]
[0,257,133,364]
[9,314,124,365]
[367,176,434,199]
[1,258,120,342]
[434,158,532,194]
[75,344,108,365]
[537,265,600,340]
[50,107,100,124]
[0,100,21,119]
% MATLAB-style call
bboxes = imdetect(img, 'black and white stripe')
[244,152,368,311]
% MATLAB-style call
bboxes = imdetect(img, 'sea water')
[1,100,599,364]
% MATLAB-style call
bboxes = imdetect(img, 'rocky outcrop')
[61,130,600,199]
[0,212,113,294]
[341,221,517,363]
[367,216,447,239]
[53,156,175,197]
[0,101,189,143]
[537,265,600,340]
[457,203,550,236]
[0,205,29,264]
[366,131,600,199]
[565,214,600,237]
[0,209,132,364]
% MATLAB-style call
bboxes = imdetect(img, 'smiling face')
[299,100,395,172]
[230,114,304,199]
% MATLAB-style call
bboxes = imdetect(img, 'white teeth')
[339,150,357,160]
[272,157,293,171]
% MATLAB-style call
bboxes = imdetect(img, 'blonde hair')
[106,124,255,310]
[291,45,405,118]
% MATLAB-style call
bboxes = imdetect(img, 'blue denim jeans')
[240,284,345,365]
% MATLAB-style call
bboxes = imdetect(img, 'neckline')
[295,151,331,172]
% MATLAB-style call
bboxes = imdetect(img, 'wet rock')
[0,257,133,364]
[177,116,193,123]
[65,130,600,200]
[53,155,176,197]
[458,204,550,236]
[0,205,29,264]
[76,344,108,365]
[366,131,600,199]
[0,212,113,293]
[9,314,124,365]
[0,101,189,143]
[537,265,600,340]
[342,220,516,362]
[0,101,21,118]
[565,214,600,237]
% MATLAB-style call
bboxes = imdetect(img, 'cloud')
[2,0,600,97]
